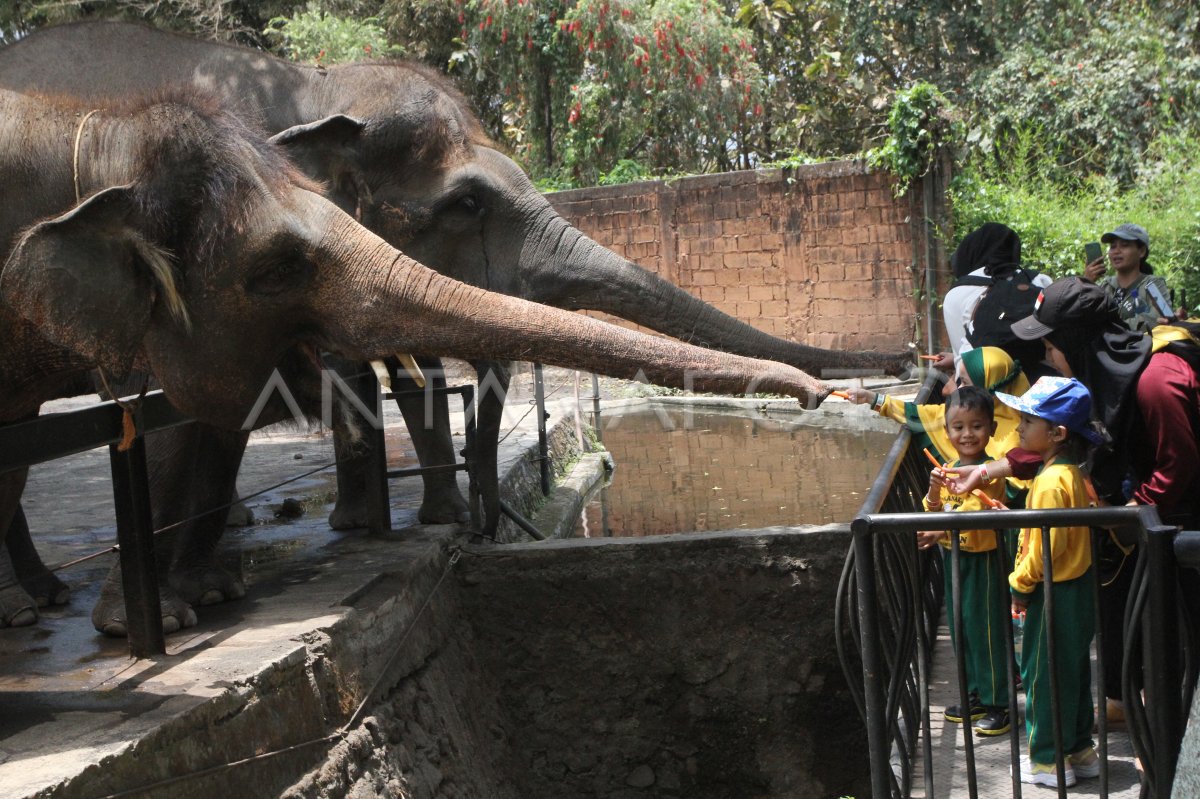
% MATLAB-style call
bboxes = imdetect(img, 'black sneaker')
[944,694,986,723]
[974,707,1011,736]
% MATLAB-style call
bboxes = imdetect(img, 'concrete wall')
[456,529,868,799]
[278,528,866,799]
[548,162,919,352]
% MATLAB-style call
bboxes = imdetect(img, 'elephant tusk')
[369,359,392,391]
[396,353,426,389]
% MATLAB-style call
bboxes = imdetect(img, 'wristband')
[979,463,991,484]
[872,392,884,411]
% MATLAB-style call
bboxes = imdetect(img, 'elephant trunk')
[323,217,830,406]
[525,215,912,378]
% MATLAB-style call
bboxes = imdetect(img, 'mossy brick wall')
[548,161,918,352]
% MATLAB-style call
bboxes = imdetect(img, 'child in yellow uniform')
[920,386,1011,735]
[994,376,1104,788]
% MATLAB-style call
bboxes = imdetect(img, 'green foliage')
[598,159,653,186]
[265,4,403,64]
[952,127,1200,312]
[969,10,1200,187]
[868,83,960,193]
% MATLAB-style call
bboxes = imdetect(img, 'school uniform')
[923,462,1010,710]
[1010,459,1095,767]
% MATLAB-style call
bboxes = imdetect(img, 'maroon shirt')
[1008,351,1200,524]
[1129,351,1200,523]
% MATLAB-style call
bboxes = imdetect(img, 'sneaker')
[1107,698,1126,726]
[974,707,1011,736]
[1069,746,1101,779]
[1019,755,1077,788]
[945,694,986,723]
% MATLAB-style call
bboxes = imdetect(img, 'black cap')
[1011,277,1120,340]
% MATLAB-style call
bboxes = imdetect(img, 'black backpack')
[958,265,1046,375]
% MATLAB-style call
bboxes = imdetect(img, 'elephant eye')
[246,256,313,296]
[455,194,481,215]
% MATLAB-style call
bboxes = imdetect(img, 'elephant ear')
[269,115,369,219]
[0,185,170,376]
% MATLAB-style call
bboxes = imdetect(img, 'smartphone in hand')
[1083,241,1105,282]
[1085,241,1103,264]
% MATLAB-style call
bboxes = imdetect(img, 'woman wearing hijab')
[942,223,1051,370]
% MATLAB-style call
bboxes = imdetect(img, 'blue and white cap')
[994,376,1103,444]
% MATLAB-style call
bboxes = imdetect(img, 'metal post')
[359,368,391,535]
[108,433,165,658]
[1091,529,1109,795]
[851,517,893,799]
[591,372,602,446]
[534,362,550,496]
[460,386,481,531]
[1039,525,1068,797]
[949,531,979,797]
[1145,522,1182,796]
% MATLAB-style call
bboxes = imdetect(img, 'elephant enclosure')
[0,379,895,799]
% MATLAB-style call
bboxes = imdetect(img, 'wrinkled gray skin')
[0,21,909,633]
[0,88,833,633]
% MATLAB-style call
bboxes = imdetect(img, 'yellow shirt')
[1009,461,1092,595]
[920,458,1007,552]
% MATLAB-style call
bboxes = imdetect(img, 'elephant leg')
[474,361,509,536]
[90,423,247,637]
[0,468,38,628]
[159,424,250,605]
[393,355,470,524]
[8,504,70,607]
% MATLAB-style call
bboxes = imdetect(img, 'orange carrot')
[923,447,958,477]
[919,354,940,361]
[972,489,1006,510]
[831,390,851,399]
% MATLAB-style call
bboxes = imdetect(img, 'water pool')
[573,406,897,537]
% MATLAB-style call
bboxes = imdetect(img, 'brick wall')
[548,160,921,352]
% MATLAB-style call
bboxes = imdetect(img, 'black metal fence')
[837,375,1200,798]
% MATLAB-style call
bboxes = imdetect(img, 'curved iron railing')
[836,371,1200,799]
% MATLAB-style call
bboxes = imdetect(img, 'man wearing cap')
[1083,223,1175,332]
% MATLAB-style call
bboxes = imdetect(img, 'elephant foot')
[169,562,245,607]
[169,556,246,607]
[91,580,197,638]
[225,500,255,527]
[0,583,38,628]
[22,570,70,608]
[328,495,368,531]
[418,489,471,525]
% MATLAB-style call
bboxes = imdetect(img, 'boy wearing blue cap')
[994,376,1104,788]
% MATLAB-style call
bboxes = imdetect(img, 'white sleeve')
[942,271,988,359]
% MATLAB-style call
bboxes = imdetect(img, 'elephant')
[0,86,833,631]
[0,21,910,633]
